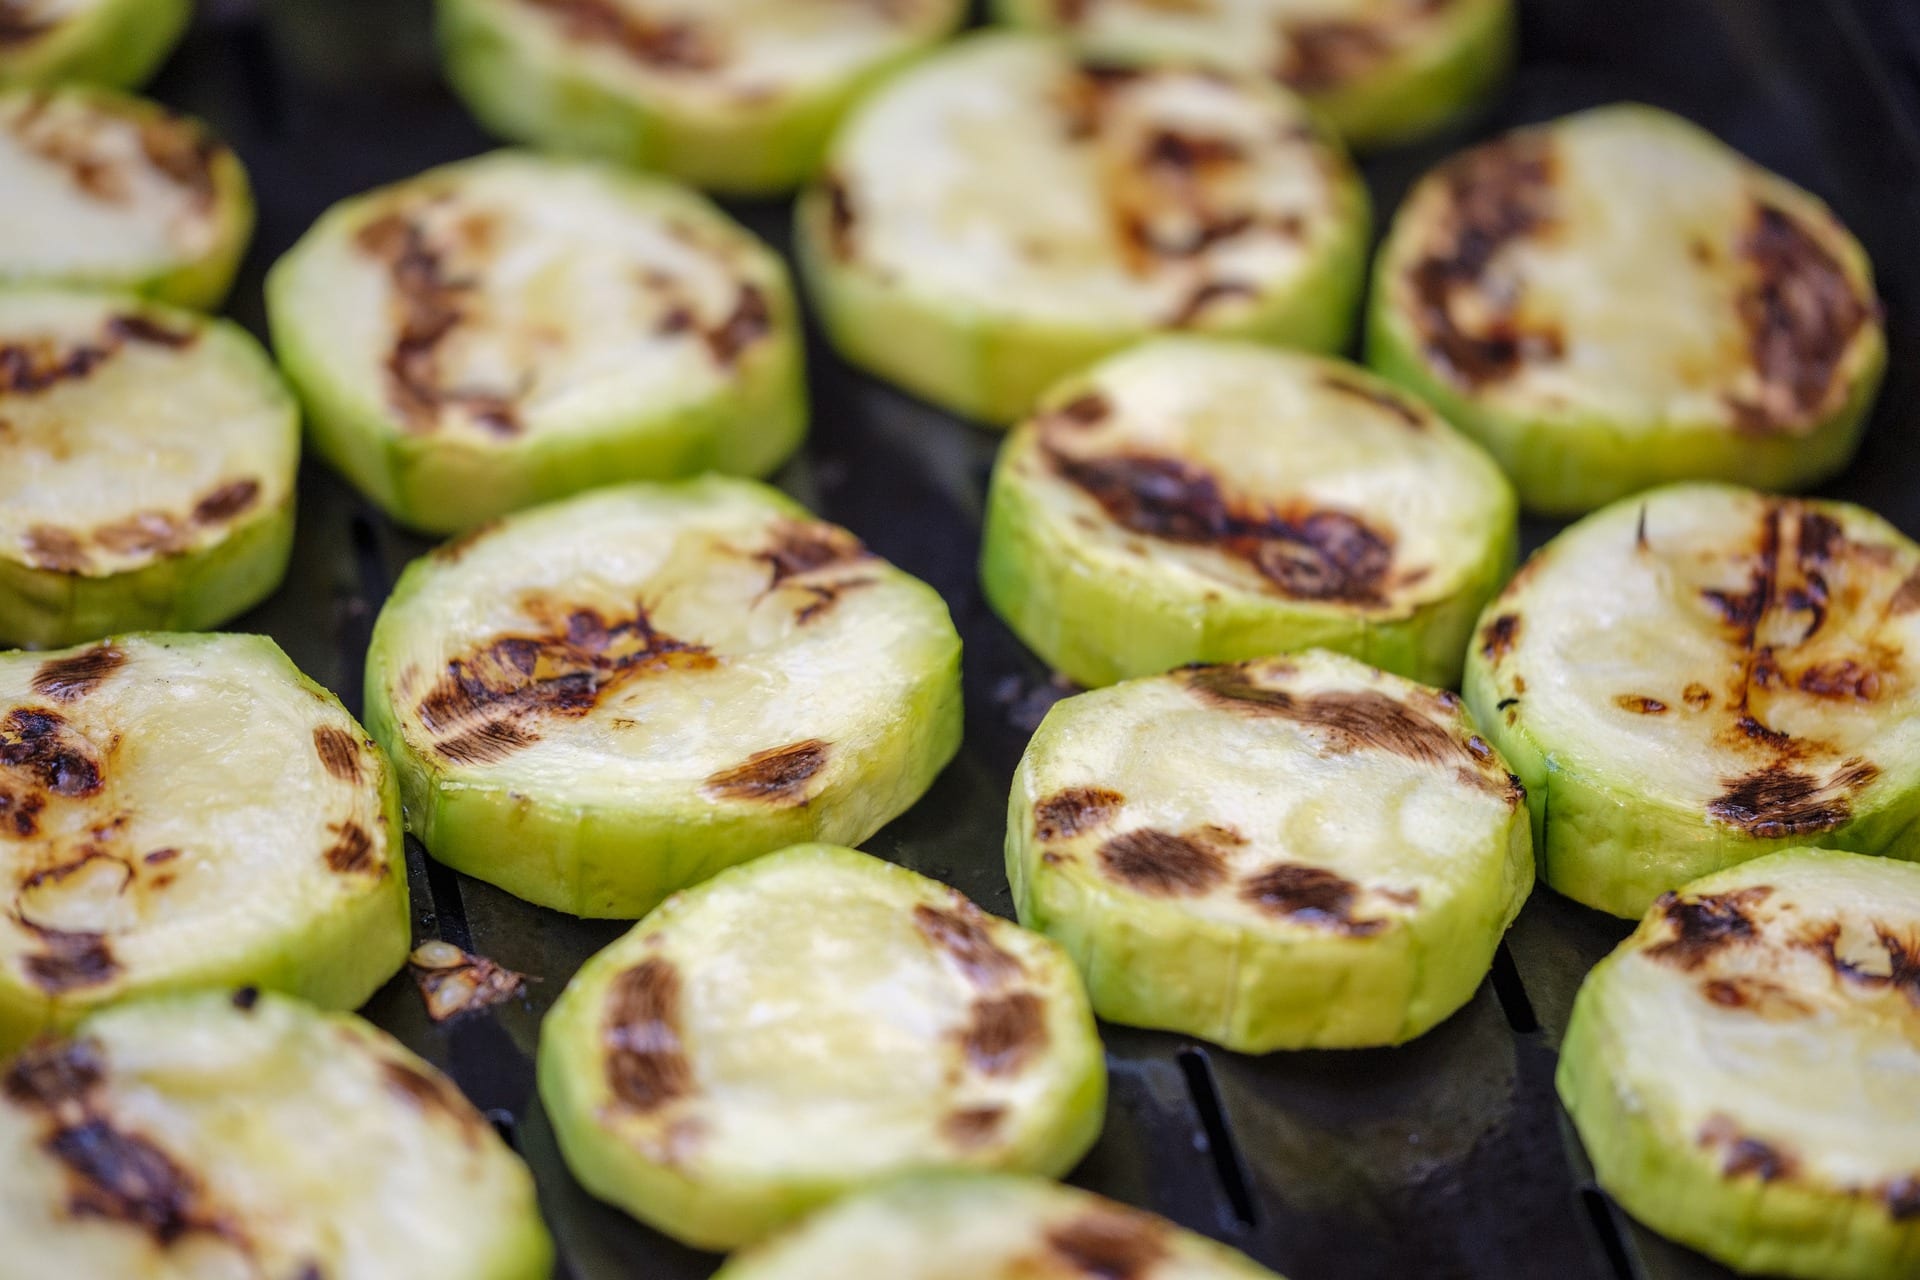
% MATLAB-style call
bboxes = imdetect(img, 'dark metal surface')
[139,2,1920,1276]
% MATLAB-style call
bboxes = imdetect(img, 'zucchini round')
[0,0,190,90]
[980,337,1515,687]
[1369,104,1886,515]
[1464,484,1920,918]
[1559,848,1920,1280]
[436,0,968,195]
[364,476,963,918]
[267,149,805,534]
[994,0,1514,150]
[795,32,1371,425]
[1009,650,1531,1051]
[0,989,553,1278]
[0,633,408,1054]
[538,844,1107,1249]
[0,85,253,309]
[0,291,298,650]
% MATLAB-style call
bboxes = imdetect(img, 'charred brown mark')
[913,902,1023,989]
[1707,758,1878,838]
[1048,391,1111,429]
[1280,20,1393,93]
[1890,569,1920,616]
[1,708,103,798]
[46,1118,220,1243]
[758,521,869,587]
[312,725,363,783]
[1047,447,1393,603]
[1240,863,1388,935]
[604,957,693,1113]
[1616,694,1668,715]
[1480,613,1520,661]
[417,603,715,765]
[704,284,771,367]
[1320,374,1426,429]
[1168,278,1259,328]
[0,307,200,402]
[18,920,117,994]
[962,992,1047,1076]
[1698,1115,1796,1182]
[1886,1177,1920,1221]
[134,116,221,211]
[518,0,719,71]
[1045,1209,1170,1280]
[1141,128,1244,173]
[1408,137,1563,387]
[104,314,196,349]
[1700,976,1811,1018]
[702,740,828,806]
[409,941,529,1023]
[1645,886,1772,970]
[191,479,260,527]
[322,821,381,876]
[942,1105,1005,1149]
[1097,827,1228,896]
[3,1037,104,1110]
[1804,921,1920,1008]
[1796,659,1883,701]
[1728,203,1871,433]
[23,525,88,572]
[381,1058,484,1142]
[823,173,858,263]
[0,3,55,47]
[1034,787,1125,842]
[31,645,126,703]
[0,789,44,837]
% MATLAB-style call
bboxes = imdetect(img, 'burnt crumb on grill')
[701,739,829,806]
[1480,613,1520,661]
[322,821,382,876]
[913,902,1023,989]
[961,991,1047,1076]
[1706,759,1877,838]
[1727,203,1871,433]
[31,646,126,703]
[409,940,530,1022]
[1698,1114,1796,1183]
[1320,374,1426,428]
[518,0,720,71]
[757,521,869,587]
[1239,863,1390,935]
[1616,694,1667,715]
[1034,787,1125,842]
[1047,392,1111,428]
[191,479,260,526]
[1645,886,1771,970]
[704,284,772,367]
[823,173,858,262]
[1407,137,1562,388]
[1045,1209,1169,1280]
[1097,827,1228,896]
[416,602,716,765]
[942,1105,1005,1148]
[312,725,364,783]
[604,957,693,1113]
[1,708,104,798]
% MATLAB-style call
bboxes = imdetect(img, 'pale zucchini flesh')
[1009,650,1532,1051]
[538,845,1108,1250]
[0,291,299,650]
[267,150,806,533]
[0,0,191,90]
[0,990,553,1279]
[437,0,969,195]
[364,476,963,918]
[796,32,1372,424]
[994,0,1515,150]
[1464,484,1920,918]
[980,337,1516,687]
[0,633,409,1054]
[1370,104,1886,514]
[1559,848,1920,1280]
[716,1172,1285,1279]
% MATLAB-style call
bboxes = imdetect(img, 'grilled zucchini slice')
[0,86,253,309]
[538,844,1106,1249]
[364,477,963,918]
[267,150,805,534]
[437,0,967,195]
[0,291,298,650]
[0,633,408,1054]
[795,32,1371,425]
[0,990,553,1279]
[995,0,1513,150]
[0,0,190,90]
[1369,104,1885,515]
[717,1172,1283,1279]
[1560,848,1920,1280]
[1464,484,1920,919]
[980,338,1515,688]
[1009,650,1530,1051]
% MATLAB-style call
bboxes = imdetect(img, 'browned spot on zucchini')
[913,902,1022,989]
[1616,694,1667,715]
[1045,1208,1169,1280]
[191,478,260,526]
[322,821,380,876]
[105,313,197,349]
[1034,787,1125,842]
[518,0,719,71]
[942,1105,1005,1148]
[31,645,126,703]
[1168,278,1258,328]
[1,708,103,797]
[1803,921,1920,1007]
[1320,374,1426,428]
[758,521,869,586]
[823,172,858,262]
[604,957,693,1113]
[1727,203,1871,433]
[705,284,771,367]
[702,739,828,806]
[1796,659,1883,701]
[962,991,1047,1076]
[1700,976,1811,1018]
[1683,683,1713,710]
[22,524,88,571]
[430,519,502,565]
[45,1117,223,1243]
[312,725,363,783]
[92,511,187,557]
[1240,863,1387,935]
[20,922,118,994]
[1885,1177,1920,1221]
[3,1036,104,1109]
[1097,827,1227,896]
[381,1058,484,1143]
[143,848,179,865]
[409,941,529,1023]
[1280,20,1392,93]
[1890,569,1920,615]
[0,5,55,46]
[18,848,129,897]
[135,115,221,211]
[417,603,715,765]
[1048,391,1111,428]
[1698,1114,1796,1182]
[1645,886,1772,970]
[1480,613,1520,661]
[0,789,42,836]
[1407,137,1562,388]
[1707,758,1877,838]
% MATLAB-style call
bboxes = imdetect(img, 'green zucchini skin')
[0,0,191,91]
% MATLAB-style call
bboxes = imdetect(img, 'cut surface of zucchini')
[0,0,190,90]
[0,990,553,1279]
[1464,484,1920,919]
[267,150,805,533]
[0,291,299,650]
[1559,848,1920,1280]
[0,633,408,1053]
[364,477,963,918]
[995,0,1513,150]
[716,1172,1284,1279]
[1009,650,1530,1051]
[538,845,1107,1249]
[795,32,1371,425]
[981,338,1515,688]
[437,0,968,194]
[0,86,253,309]
[1369,104,1886,515]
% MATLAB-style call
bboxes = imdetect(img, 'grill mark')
[1320,374,1426,428]
[1699,1115,1796,1183]
[517,0,720,70]
[3,1037,104,1108]
[1280,20,1393,94]
[312,725,363,783]
[1,789,44,836]
[942,1105,1005,1148]
[961,992,1047,1076]
[1707,759,1877,838]
[1045,1209,1170,1280]
[1239,863,1388,935]
[1700,976,1811,1018]
[1480,613,1520,661]
[1097,827,1227,896]
[0,3,55,46]
[913,903,1022,989]
[381,1059,484,1143]
[322,821,381,876]
[1034,787,1125,842]
[191,479,260,526]
[22,525,88,572]
[1804,922,1920,1008]
[408,941,529,1023]
[31,646,126,703]
[1645,887,1772,970]
[1616,694,1667,715]
[1,708,103,798]
[757,521,869,586]
[604,957,693,1113]
[1728,203,1872,433]
[19,921,118,994]
[1168,278,1258,328]
[704,284,772,367]
[1048,392,1111,428]
[823,172,858,262]
[104,314,196,349]
[701,740,828,806]
[133,117,221,212]
[46,1118,217,1243]
[1886,1178,1920,1221]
